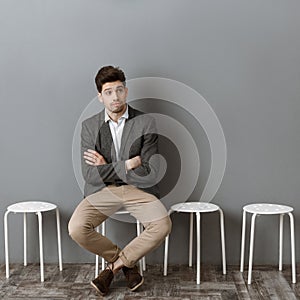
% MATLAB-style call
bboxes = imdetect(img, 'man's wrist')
[125,156,141,171]
[125,159,131,171]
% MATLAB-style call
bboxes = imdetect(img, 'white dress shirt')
[105,105,129,161]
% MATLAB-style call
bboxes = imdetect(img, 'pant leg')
[68,187,123,263]
[119,186,172,267]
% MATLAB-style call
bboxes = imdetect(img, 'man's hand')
[125,156,142,171]
[84,149,107,166]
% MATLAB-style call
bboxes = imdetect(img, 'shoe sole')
[90,281,107,296]
[130,276,144,292]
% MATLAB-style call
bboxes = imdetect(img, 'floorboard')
[0,264,299,299]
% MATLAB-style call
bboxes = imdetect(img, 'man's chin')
[111,104,126,114]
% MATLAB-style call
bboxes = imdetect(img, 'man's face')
[98,80,128,114]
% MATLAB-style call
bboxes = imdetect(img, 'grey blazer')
[81,105,160,198]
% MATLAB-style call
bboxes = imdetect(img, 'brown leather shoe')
[122,265,144,291]
[90,267,114,296]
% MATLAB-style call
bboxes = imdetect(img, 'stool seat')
[171,202,219,213]
[243,203,293,215]
[7,201,57,213]
[4,201,63,282]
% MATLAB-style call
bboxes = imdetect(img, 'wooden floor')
[1,264,299,299]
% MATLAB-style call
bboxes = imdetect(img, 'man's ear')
[98,93,103,103]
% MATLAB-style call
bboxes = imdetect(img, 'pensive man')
[68,65,172,296]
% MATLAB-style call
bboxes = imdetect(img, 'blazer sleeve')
[126,116,160,186]
[81,120,127,185]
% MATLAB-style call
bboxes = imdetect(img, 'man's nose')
[112,90,118,99]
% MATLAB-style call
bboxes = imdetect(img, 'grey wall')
[1,0,300,266]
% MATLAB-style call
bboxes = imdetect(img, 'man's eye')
[105,91,112,96]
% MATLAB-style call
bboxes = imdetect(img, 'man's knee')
[160,215,172,237]
[148,215,172,241]
[68,217,90,245]
[68,217,80,241]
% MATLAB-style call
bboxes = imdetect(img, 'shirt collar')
[105,104,129,123]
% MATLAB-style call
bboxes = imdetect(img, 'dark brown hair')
[95,66,126,93]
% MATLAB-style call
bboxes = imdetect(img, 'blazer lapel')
[96,117,116,163]
[119,106,136,158]
[120,119,134,158]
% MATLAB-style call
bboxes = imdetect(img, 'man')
[69,66,172,296]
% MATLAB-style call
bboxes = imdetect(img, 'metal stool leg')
[95,223,106,277]
[196,212,200,284]
[163,234,169,276]
[23,213,27,266]
[189,212,193,267]
[219,208,226,275]
[95,226,100,277]
[101,222,106,271]
[240,210,246,272]
[288,212,296,283]
[279,214,284,271]
[4,210,10,279]
[37,212,44,282]
[136,220,143,276]
[163,209,173,276]
[248,213,257,284]
[140,223,146,271]
[56,208,63,271]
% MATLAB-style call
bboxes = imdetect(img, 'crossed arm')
[83,149,141,171]
[81,117,159,186]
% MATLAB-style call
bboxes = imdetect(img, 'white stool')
[240,203,296,284]
[163,202,226,284]
[4,201,63,282]
[95,210,146,278]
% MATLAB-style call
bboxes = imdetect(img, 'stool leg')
[37,212,44,282]
[95,226,99,277]
[163,234,169,276]
[189,212,193,267]
[140,223,146,271]
[142,257,146,271]
[23,213,27,266]
[55,208,63,271]
[4,210,10,279]
[95,256,99,277]
[101,221,106,271]
[136,220,143,276]
[279,214,284,271]
[240,210,247,272]
[248,213,257,284]
[219,208,226,275]
[288,212,296,283]
[196,212,200,284]
[163,209,173,276]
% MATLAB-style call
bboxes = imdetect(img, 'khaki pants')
[68,185,172,268]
